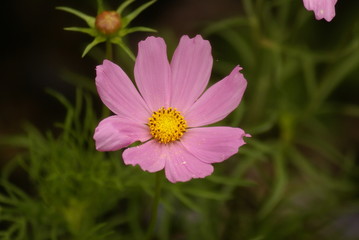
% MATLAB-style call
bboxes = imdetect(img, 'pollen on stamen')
[148,107,187,144]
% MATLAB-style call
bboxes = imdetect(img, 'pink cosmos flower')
[94,35,250,183]
[303,0,337,22]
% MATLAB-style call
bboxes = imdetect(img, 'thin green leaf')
[56,6,95,27]
[0,194,18,205]
[111,38,135,61]
[259,147,287,218]
[170,188,202,213]
[45,89,73,116]
[207,175,255,187]
[121,0,156,28]
[45,89,74,140]
[309,47,359,112]
[289,145,353,192]
[202,17,248,36]
[1,181,29,202]
[0,135,29,148]
[301,49,317,100]
[183,187,230,200]
[119,26,157,37]
[116,0,135,15]
[219,29,256,66]
[247,138,274,154]
[58,69,96,93]
[246,112,277,135]
[82,36,106,57]
[64,27,97,37]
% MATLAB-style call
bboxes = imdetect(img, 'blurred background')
[1,0,359,239]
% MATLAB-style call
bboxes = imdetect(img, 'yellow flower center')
[148,107,187,144]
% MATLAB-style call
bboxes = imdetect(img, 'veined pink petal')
[303,0,337,22]
[185,66,247,127]
[123,140,214,183]
[123,140,166,173]
[164,142,214,183]
[96,60,150,123]
[181,127,249,164]
[170,35,213,112]
[134,37,171,111]
[94,116,151,151]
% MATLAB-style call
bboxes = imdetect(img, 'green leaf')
[0,135,29,148]
[56,6,95,28]
[170,187,202,213]
[116,0,135,15]
[207,175,255,187]
[183,187,230,201]
[119,26,157,37]
[259,147,287,218]
[121,0,156,28]
[64,27,97,37]
[301,54,317,99]
[45,89,74,140]
[1,181,29,202]
[111,37,135,61]
[202,17,248,36]
[58,69,96,93]
[309,46,359,112]
[82,36,106,57]
[289,145,352,192]
[246,112,277,135]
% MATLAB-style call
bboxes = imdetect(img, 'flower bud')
[95,11,121,35]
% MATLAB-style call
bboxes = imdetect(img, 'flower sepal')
[57,0,157,58]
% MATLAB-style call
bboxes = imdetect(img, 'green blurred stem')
[101,40,113,117]
[146,172,162,240]
[242,0,261,42]
[97,0,104,13]
[102,36,111,116]
[259,144,287,218]
[106,40,113,61]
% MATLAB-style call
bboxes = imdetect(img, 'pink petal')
[185,66,247,127]
[96,60,150,123]
[123,140,214,183]
[134,37,171,111]
[94,116,151,151]
[164,142,214,183]
[170,35,213,112]
[181,127,249,164]
[122,140,166,173]
[303,0,337,22]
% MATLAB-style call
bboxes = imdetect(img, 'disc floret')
[148,107,187,144]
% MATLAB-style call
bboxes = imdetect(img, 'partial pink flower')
[303,0,337,22]
[94,35,250,183]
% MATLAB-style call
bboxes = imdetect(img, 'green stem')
[106,39,113,61]
[100,39,113,117]
[146,172,162,240]
[97,0,104,14]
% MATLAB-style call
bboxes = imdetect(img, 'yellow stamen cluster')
[148,107,187,144]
